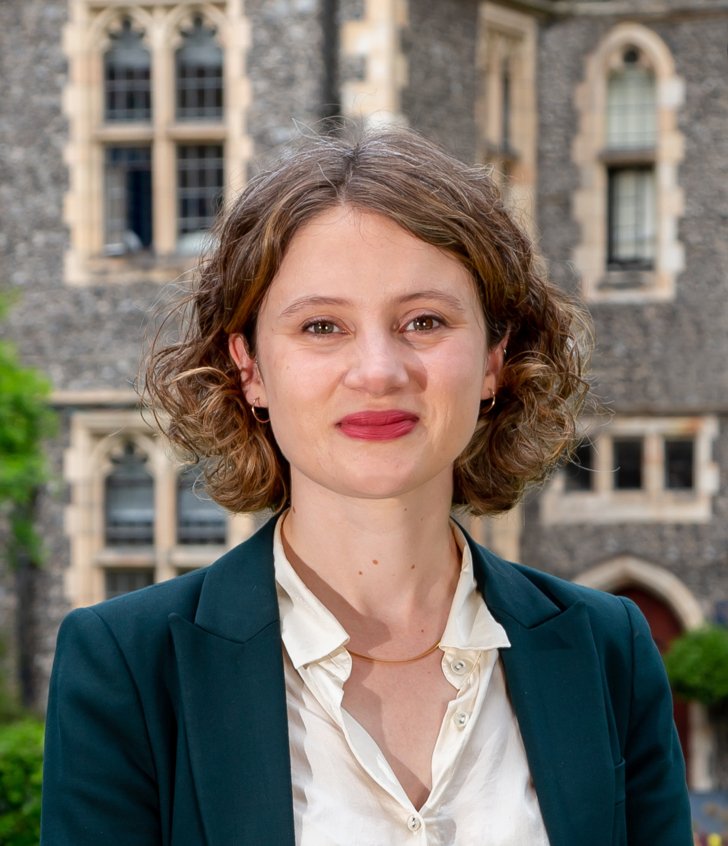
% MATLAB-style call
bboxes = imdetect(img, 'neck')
[282,473,460,641]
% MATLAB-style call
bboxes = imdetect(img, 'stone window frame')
[62,0,251,286]
[572,23,685,303]
[540,415,719,526]
[340,0,408,126]
[475,2,537,227]
[63,408,259,608]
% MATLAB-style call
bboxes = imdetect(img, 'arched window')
[104,16,151,122]
[65,411,259,607]
[64,2,248,281]
[605,47,657,270]
[104,440,154,546]
[606,47,656,148]
[572,24,684,301]
[176,468,227,545]
[175,15,223,120]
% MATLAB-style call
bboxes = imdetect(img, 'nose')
[342,330,411,396]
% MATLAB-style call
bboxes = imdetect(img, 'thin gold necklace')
[347,638,442,664]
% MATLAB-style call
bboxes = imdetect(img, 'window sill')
[95,549,156,566]
[540,490,713,526]
[66,252,202,286]
[585,267,675,303]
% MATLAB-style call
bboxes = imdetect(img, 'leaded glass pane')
[563,441,594,492]
[176,468,227,545]
[665,439,694,490]
[177,144,223,253]
[607,167,655,267]
[104,18,151,122]
[105,568,155,599]
[105,442,154,546]
[613,438,643,490]
[606,54,656,149]
[176,16,223,120]
[104,146,153,253]
[500,56,512,153]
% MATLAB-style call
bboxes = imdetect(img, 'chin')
[333,466,450,502]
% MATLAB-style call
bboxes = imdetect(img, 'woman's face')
[230,206,504,505]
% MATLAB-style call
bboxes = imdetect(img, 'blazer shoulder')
[62,516,279,647]
[469,537,637,640]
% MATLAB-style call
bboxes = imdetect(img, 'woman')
[41,128,692,845]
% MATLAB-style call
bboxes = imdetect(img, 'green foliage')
[664,624,728,706]
[0,719,43,846]
[0,293,56,567]
[0,636,23,724]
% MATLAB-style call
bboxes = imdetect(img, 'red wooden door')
[616,586,690,781]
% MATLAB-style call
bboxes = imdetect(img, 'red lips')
[338,410,419,441]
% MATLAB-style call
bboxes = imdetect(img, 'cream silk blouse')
[273,520,550,846]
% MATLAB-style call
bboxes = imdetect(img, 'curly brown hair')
[145,126,592,516]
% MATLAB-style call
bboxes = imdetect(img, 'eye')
[404,314,443,332]
[303,319,341,335]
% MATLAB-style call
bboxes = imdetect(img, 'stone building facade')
[1,0,726,787]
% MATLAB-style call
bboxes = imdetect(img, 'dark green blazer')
[41,518,692,845]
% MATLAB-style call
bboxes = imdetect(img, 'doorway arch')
[576,556,710,789]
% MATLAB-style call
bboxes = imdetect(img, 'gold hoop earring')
[251,398,270,424]
[481,393,496,414]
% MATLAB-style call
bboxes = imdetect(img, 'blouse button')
[451,659,469,675]
[454,711,469,729]
[407,814,422,833]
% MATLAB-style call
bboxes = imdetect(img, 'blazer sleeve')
[620,597,693,845]
[41,607,162,846]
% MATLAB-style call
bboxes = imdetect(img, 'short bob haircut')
[145,127,591,516]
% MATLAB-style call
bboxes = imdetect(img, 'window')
[573,24,684,301]
[176,468,227,545]
[104,17,151,122]
[542,417,718,525]
[613,437,643,490]
[563,441,594,492]
[476,4,537,221]
[64,409,260,607]
[63,2,249,285]
[604,47,657,271]
[104,146,153,254]
[176,15,224,121]
[99,11,225,258]
[665,439,694,490]
[177,143,224,254]
[105,568,155,599]
[606,50,656,148]
[607,166,655,269]
[104,441,154,546]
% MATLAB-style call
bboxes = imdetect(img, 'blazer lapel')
[169,519,621,845]
[170,518,295,846]
[469,541,618,846]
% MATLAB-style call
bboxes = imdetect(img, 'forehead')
[265,206,479,307]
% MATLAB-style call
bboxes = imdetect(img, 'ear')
[481,331,510,402]
[229,334,267,407]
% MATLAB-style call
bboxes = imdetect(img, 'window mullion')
[643,431,663,495]
[154,455,177,584]
[486,35,503,150]
[594,436,613,495]
[152,21,176,255]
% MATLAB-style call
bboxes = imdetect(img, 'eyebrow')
[278,289,469,319]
